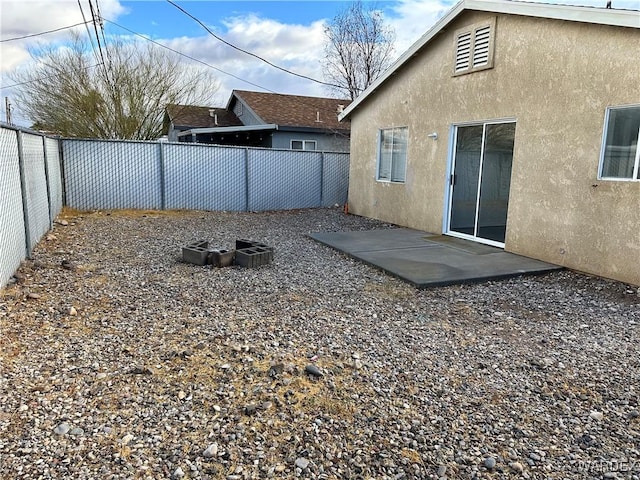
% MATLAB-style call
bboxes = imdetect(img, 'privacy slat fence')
[0,125,349,287]
[62,139,349,212]
[0,125,64,288]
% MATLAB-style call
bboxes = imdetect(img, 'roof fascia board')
[177,124,279,137]
[339,0,640,121]
[277,125,351,134]
[465,0,640,28]
[339,0,465,120]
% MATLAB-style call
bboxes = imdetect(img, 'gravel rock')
[53,423,70,435]
[484,456,496,470]
[304,364,323,377]
[173,466,185,478]
[203,443,218,458]
[0,208,638,479]
[295,457,310,469]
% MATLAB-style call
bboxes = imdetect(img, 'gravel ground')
[0,208,638,480]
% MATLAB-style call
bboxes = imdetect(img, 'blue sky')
[1,0,638,125]
[116,1,355,36]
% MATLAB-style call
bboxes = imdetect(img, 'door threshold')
[445,231,505,249]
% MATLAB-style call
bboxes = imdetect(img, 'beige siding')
[347,12,640,285]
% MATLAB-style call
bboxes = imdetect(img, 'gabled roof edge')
[339,0,640,121]
[229,90,267,124]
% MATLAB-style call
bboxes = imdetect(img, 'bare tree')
[323,1,395,100]
[10,34,219,139]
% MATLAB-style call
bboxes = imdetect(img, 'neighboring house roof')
[231,90,351,131]
[166,104,242,129]
[340,0,640,120]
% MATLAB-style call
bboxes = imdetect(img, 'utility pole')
[5,97,12,125]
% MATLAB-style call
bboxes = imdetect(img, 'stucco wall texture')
[346,11,640,286]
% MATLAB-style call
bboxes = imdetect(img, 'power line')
[102,19,348,138]
[77,0,102,68]
[103,18,275,93]
[87,0,110,81]
[0,21,91,43]
[165,0,342,90]
[2,63,103,89]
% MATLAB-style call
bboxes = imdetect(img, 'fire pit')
[182,239,274,268]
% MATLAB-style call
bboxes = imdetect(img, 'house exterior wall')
[167,122,182,142]
[347,11,640,285]
[272,131,350,152]
[232,100,261,126]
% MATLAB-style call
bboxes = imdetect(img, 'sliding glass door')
[448,121,516,246]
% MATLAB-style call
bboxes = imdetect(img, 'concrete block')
[208,249,235,268]
[234,248,257,268]
[234,246,274,268]
[236,239,257,250]
[235,239,274,262]
[183,240,209,266]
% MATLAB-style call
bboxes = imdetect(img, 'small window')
[600,105,640,180]
[454,18,496,75]
[377,127,408,183]
[291,140,317,151]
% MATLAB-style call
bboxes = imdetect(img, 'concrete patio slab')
[309,228,562,288]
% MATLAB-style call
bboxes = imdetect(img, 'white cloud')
[160,15,330,102]
[0,0,126,73]
[388,0,454,53]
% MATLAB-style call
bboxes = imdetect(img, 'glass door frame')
[443,118,517,249]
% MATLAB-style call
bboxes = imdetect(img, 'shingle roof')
[232,91,351,130]
[166,104,242,128]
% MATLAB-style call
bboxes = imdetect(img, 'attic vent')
[472,26,491,67]
[453,18,496,76]
[455,32,472,72]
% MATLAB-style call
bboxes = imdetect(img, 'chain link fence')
[0,124,63,288]
[63,139,349,212]
[1,130,349,287]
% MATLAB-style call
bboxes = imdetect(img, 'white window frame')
[598,105,640,181]
[290,139,317,151]
[453,18,496,76]
[376,126,408,183]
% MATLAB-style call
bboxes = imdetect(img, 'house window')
[600,105,640,180]
[454,18,496,75]
[377,127,408,183]
[291,140,317,151]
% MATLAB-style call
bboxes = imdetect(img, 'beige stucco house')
[340,0,640,286]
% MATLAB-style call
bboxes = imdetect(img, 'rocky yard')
[0,208,638,479]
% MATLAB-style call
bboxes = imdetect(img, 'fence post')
[158,141,166,210]
[319,151,325,208]
[16,130,32,257]
[244,147,250,212]
[41,135,54,228]
[58,138,67,208]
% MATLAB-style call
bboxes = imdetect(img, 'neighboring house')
[339,0,640,286]
[164,105,242,142]
[166,91,351,152]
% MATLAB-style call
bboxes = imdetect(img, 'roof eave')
[339,0,640,121]
[177,124,279,137]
